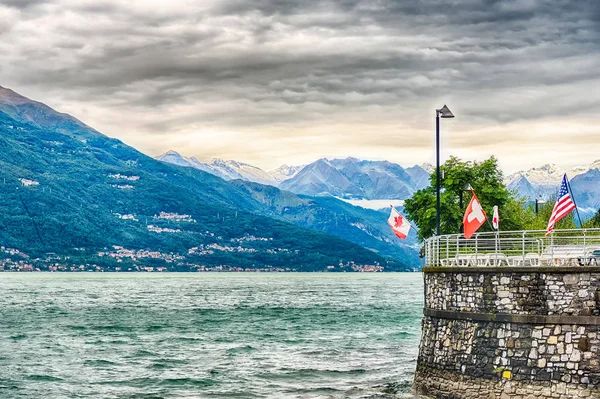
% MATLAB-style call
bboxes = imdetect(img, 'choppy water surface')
[0,273,423,398]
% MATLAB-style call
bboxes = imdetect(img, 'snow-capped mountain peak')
[506,164,565,189]
[156,151,278,185]
[590,160,600,171]
[421,163,434,173]
[279,157,424,200]
[156,150,194,167]
[156,152,600,219]
[571,166,589,176]
[571,159,600,176]
[210,157,227,166]
[158,153,431,199]
[269,164,304,183]
[506,159,600,217]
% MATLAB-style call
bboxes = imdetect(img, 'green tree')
[583,208,600,228]
[528,199,576,231]
[404,156,539,240]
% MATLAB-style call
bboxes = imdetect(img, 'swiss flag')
[463,193,487,239]
[388,206,411,240]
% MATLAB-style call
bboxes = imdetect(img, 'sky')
[1,0,599,173]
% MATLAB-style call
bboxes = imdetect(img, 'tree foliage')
[583,208,600,228]
[403,156,576,240]
[526,200,576,231]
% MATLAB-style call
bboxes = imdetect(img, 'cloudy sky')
[1,0,599,173]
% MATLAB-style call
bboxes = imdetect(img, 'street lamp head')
[463,183,473,191]
[437,105,455,118]
[536,197,546,205]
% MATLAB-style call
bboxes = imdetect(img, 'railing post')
[435,236,441,266]
[427,238,430,267]
[456,234,460,260]
[475,233,478,266]
[522,231,526,264]
[551,232,554,265]
[428,239,432,267]
[429,238,433,267]
[432,238,435,267]
[495,231,499,265]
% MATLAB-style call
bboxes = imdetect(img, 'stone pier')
[414,266,600,399]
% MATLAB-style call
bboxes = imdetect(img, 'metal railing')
[425,229,600,267]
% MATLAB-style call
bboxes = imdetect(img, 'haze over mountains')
[0,85,420,271]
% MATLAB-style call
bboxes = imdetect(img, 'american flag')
[546,174,576,235]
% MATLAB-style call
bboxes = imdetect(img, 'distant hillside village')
[0,211,385,273]
[0,245,383,273]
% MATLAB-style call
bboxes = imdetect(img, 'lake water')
[0,273,423,398]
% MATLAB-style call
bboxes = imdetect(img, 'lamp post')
[535,197,546,214]
[435,105,455,236]
[459,183,474,233]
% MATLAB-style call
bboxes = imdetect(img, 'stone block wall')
[425,270,600,316]
[414,267,600,399]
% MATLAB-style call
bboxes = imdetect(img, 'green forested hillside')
[0,110,407,271]
[230,181,419,265]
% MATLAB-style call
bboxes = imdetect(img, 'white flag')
[388,206,411,240]
[492,205,499,230]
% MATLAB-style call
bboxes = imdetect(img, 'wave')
[226,345,256,355]
[83,359,119,367]
[26,375,63,382]
[95,377,217,388]
[259,367,367,380]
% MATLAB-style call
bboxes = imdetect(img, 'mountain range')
[159,147,600,219]
[156,151,431,203]
[0,85,420,271]
[506,162,600,215]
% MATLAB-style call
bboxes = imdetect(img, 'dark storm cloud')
[0,0,52,9]
[6,2,598,97]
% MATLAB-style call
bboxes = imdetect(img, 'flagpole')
[565,175,583,227]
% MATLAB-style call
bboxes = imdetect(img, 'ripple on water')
[226,345,256,355]
[260,367,368,381]
[95,377,218,388]
[85,339,131,345]
[94,325,135,332]
[130,349,159,358]
[26,375,63,382]
[148,358,188,370]
[84,359,119,367]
